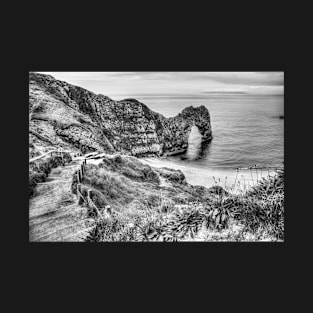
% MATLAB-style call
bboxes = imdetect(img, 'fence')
[29,149,85,170]
[29,148,107,221]
[29,148,86,163]
[75,158,106,220]
[29,149,74,173]
[29,148,75,164]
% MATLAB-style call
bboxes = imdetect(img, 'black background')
[4,2,306,312]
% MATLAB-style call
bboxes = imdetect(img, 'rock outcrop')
[29,72,212,157]
[157,105,212,156]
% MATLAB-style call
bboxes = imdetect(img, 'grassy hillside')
[71,154,284,241]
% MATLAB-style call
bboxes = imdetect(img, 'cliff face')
[29,72,212,157]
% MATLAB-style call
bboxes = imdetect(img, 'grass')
[71,156,190,213]
[80,157,284,241]
[29,152,72,198]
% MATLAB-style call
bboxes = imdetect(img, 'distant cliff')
[29,72,212,157]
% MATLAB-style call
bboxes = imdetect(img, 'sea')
[115,94,284,191]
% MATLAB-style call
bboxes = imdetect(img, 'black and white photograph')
[29,71,284,242]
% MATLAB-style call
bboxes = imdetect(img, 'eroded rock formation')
[157,105,212,156]
[29,72,212,157]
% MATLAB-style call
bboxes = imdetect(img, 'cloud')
[203,72,284,86]
[36,71,284,96]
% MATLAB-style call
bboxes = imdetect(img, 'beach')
[141,156,277,193]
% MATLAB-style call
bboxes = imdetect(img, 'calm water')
[135,94,284,167]
[116,94,284,189]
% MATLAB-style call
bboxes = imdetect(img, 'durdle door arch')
[159,105,212,156]
[29,73,212,159]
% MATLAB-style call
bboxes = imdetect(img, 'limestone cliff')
[157,105,212,156]
[29,72,212,157]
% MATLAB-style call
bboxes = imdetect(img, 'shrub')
[171,193,195,204]
[29,172,46,197]
[80,154,284,241]
[207,185,229,197]
[84,169,284,241]
[232,169,284,240]
[145,193,162,208]
[32,102,46,114]
[37,155,65,175]
[156,167,186,184]
[85,214,139,242]
[87,187,110,209]
[29,153,72,198]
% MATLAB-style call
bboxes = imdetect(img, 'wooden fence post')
[77,184,81,203]
[80,167,83,181]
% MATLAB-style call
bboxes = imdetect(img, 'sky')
[37,72,284,98]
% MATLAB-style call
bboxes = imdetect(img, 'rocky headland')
[29,72,212,158]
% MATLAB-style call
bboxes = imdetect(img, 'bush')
[235,169,284,239]
[32,102,46,114]
[207,185,229,196]
[145,193,162,208]
[85,214,139,242]
[29,172,46,197]
[156,167,186,184]
[29,152,72,198]
[37,155,65,175]
[84,169,284,241]
[86,187,110,209]
[171,193,195,204]
[78,185,110,217]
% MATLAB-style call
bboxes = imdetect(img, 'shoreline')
[141,157,277,193]
[85,152,279,194]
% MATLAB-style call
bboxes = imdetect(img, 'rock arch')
[158,105,212,156]
[29,73,212,158]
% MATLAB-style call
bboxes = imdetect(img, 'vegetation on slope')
[71,154,214,212]
[29,153,72,198]
[71,154,284,241]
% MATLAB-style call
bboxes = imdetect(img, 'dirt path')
[29,157,94,242]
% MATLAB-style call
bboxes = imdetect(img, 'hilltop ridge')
[29,72,212,158]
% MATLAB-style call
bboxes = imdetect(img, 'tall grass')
[84,168,284,242]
